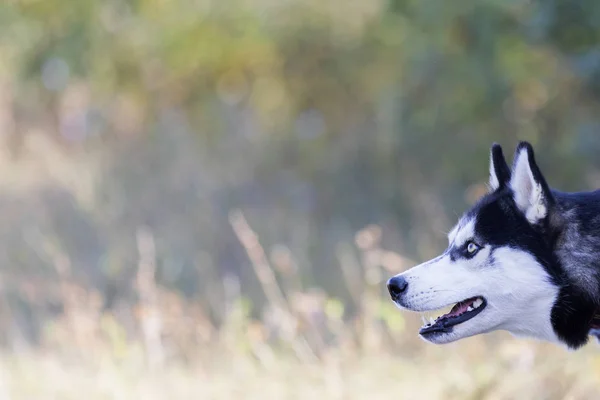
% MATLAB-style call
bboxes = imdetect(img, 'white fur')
[510,148,547,224]
[448,218,475,248]
[489,151,500,191]
[391,245,560,345]
[447,224,459,245]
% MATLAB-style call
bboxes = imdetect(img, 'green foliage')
[1,4,600,395]
[2,0,600,322]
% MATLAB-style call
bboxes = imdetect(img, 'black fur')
[464,142,600,349]
[490,143,511,189]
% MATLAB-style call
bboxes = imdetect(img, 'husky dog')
[387,142,600,349]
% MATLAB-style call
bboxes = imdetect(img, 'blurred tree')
[1,0,600,318]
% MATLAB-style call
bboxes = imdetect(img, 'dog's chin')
[419,324,484,344]
[419,330,461,344]
[419,308,497,345]
[399,296,489,344]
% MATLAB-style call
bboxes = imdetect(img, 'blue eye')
[466,241,480,254]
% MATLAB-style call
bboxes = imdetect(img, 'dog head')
[387,142,591,348]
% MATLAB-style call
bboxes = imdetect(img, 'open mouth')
[419,296,486,336]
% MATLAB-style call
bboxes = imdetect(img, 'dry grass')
[1,212,600,399]
[2,333,600,399]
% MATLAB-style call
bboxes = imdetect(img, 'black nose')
[387,276,408,299]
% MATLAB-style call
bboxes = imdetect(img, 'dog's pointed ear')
[489,143,511,191]
[509,141,554,224]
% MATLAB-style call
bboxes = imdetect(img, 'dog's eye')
[466,241,480,254]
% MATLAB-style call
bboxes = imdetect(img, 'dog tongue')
[445,299,474,318]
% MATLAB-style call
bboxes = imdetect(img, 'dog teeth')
[421,315,437,327]
[467,306,474,312]
[473,298,483,308]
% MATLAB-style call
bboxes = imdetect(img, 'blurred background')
[2,0,600,398]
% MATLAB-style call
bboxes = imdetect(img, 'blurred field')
[3,0,600,399]
[0,218,600,399]
[3,338,600,400]
[2,220,600,400]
